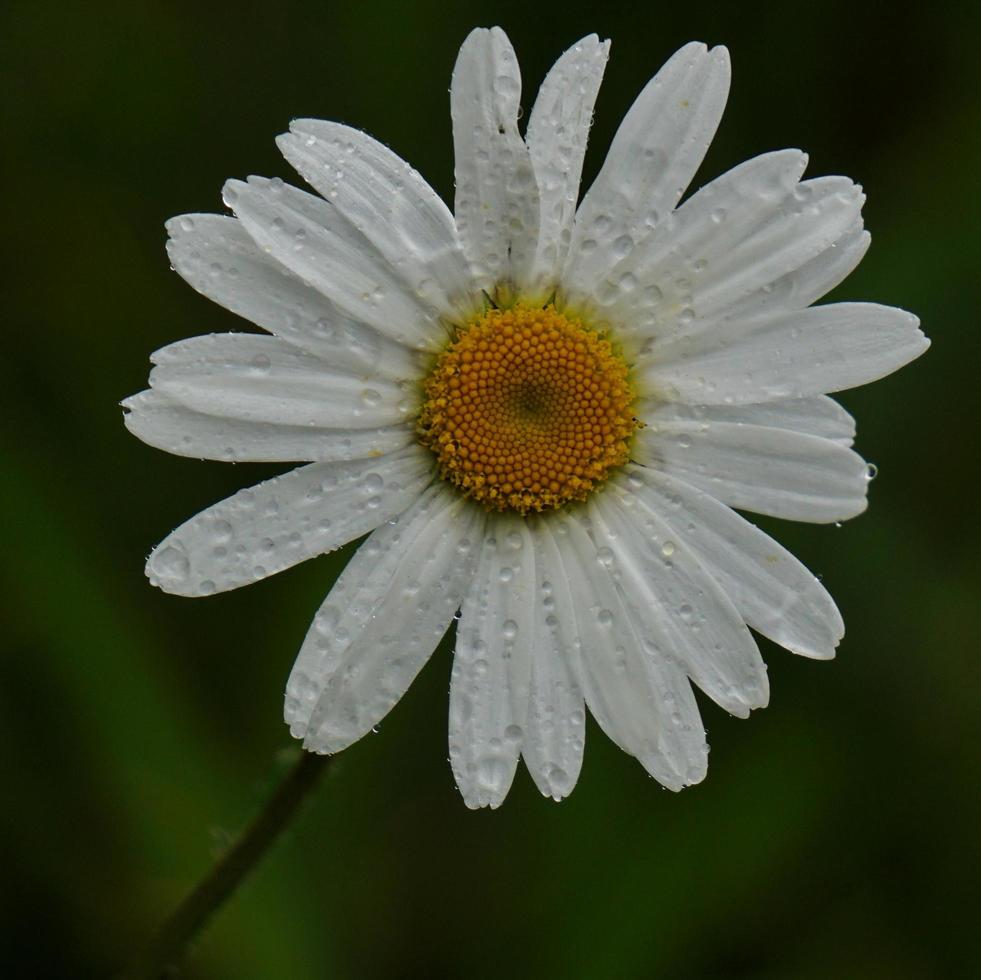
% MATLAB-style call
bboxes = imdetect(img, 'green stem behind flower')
[118,749,332,980]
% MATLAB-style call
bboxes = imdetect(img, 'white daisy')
[124,28,928,808]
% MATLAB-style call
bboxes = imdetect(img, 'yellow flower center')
[417,303,639,514]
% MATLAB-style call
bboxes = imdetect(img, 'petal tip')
[709,44,731,68]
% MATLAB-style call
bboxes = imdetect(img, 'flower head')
[125,29,928,807]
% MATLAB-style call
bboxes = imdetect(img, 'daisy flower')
[124,28,928,808]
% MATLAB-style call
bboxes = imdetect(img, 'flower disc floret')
[418,303,639,513]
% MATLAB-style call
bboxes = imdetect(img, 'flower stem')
[119,749,332,980]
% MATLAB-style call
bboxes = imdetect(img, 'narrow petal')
[224,177,448,350]
[722,221,870,322]
[643,395,856,447]
[148,333,410,429]
[123,389,413,463]
[549,513,708,790]
[449,514,534,809]
[277,121,474,318]
[637,175,865,333]
[451,27,540,293]
[565,42,730,299]
[572,149,813,341]
[521,518,587,800]
[145,446,432,596]
[644,302,929,404]
[523,34,609,293]
[286,487,483,753]
[165,214,418,378]
[635,420,870,523]
[592,489,769,718]
[625,467,843,659]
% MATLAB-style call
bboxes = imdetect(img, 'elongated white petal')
[123,389,413,463]
[146,447,432,596]
[644,302,929,404]
[224,177,447,350]
[451,27,540,293]
[573,149,816,341]
[722,221,870,322]
[277,121,474,319]
[524,34,609,293]
[550,513,708,789]
[522,518,587,800]
[636,420,870,523]
[287,487,483,753]
[450,514,534,808]
[165,214,419,377]
[654,176,865,330]
[148,333,409,429]
[624,467,843,659]
[592,489,768,718]
[565,42,730,299]
[642,395,856,447]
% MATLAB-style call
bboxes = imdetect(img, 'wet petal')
[449,514,534,809]
[123,388,413,463]
[451,27,540,293]
[146,447,431,596]
[287,487,483,753]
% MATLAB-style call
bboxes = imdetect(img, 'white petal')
[523,34,609,294]
[549,513,707,790]
[277,121,474,319]
[644,302,929,404]
[565,42,730,300]
[722,220,870,322]
[625,467,843,659]
[224,177,448,350]
[165,214,418,378]
[593,488,769,718]
[573,149,806,340]
[521,517,587,800]
[451,27,540,293]
[628,174,865,337]
[123,389,414,463]
[449,514,534,809]
[635,419,870,523]
[643,395,856,447]
[287,487,483,753]
[148,333,409,429]
[145,446,432,596]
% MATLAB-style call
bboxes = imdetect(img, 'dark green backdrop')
[2,1,978,977]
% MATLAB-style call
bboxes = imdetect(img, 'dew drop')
[363,473,384,493]
[152,546,189,584]
[212,520,233,543]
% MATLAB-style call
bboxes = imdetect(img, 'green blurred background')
[3,0,979,977]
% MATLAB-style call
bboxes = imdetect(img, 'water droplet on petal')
[152,546,189,585]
